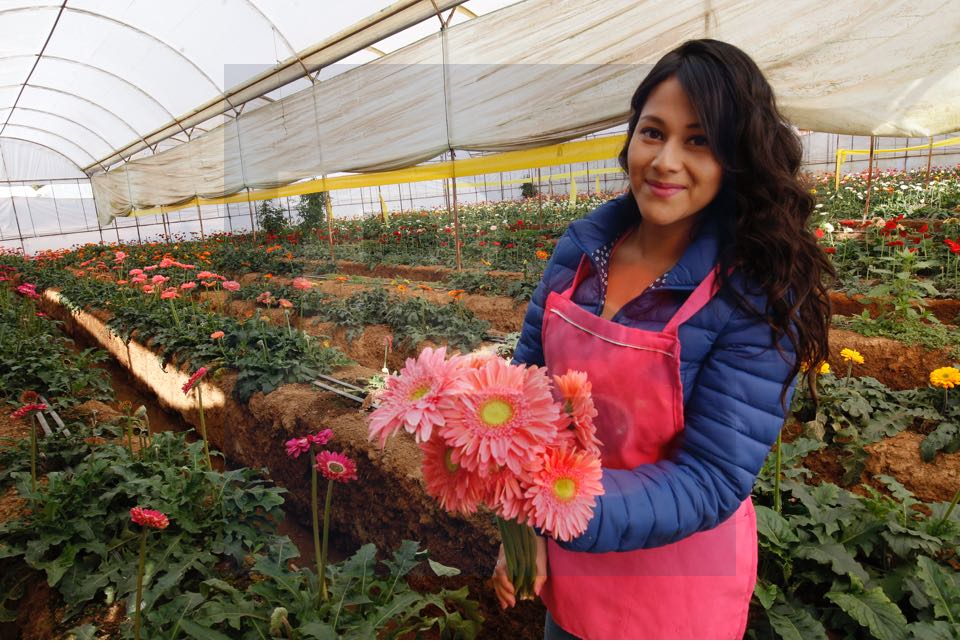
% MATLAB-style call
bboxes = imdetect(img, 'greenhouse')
[1,0,960,638]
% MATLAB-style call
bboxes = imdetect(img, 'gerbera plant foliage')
[368,348,605,599]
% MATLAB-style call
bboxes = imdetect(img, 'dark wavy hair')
[617,39,835,405]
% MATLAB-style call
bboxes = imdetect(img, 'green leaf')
[176,618,232,640]
[907,620,960,639]
[753,580,778,610]
[920,423,960,462]
[915,555,960,623]
[427,558,461,577]
[826,585,909,639]
[795,543,869,582]
[766,595,828,639]
[755,506,799,547]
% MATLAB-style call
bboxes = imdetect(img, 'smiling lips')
[646,179,686,198]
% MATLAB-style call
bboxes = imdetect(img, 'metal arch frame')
[0,136,86,177]
[0,83,151,152]
[0,54,209,138]
[1,123,99,167]
[1,106,114,156]
[241,0,313,82]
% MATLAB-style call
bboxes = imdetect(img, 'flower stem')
[29,414,37,494]
[197,387,212,470]
[935,487,960,536]
[773,429,783,513]
[310,454,323,605]
[320,478,334,601]
[134,529,147,640]
[168,299,181,328]
[844,362,852,387]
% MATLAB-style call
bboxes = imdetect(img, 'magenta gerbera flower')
[307,429,333,447]
[182,367,207,395]
[419,437,485,515]
[130,506,170,530]
[367,346,460,447]
[285,437,311,459]
[553,370,602,455]
[524,447,604,542]
[315,450,357,483]
[439,359,560,476]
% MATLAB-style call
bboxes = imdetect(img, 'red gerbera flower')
[130,507,170,529]
[315,451,358,483]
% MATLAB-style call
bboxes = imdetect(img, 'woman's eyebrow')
[638,114,703,129]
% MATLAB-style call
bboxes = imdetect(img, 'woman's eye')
[689,135,709,146]
[638,127,662,140]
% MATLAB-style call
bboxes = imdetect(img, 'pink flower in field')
[130,507,169,529]
[451,350,501,370]
[180,281,197,291]
[367,346,460,447]
[143,265,158,271]
[553,371,601,454]
[151,274,169,285]
[142,284,155,294]
[524,447,604,541]
[9,403,47,420]
[440,359,560,476]
[315,451,358,483]
[131,275,147,284]
[178,263,196,270]
[213,274,226,281]
[117,279,128,285]
[278,298,293,309]
[114,251,127,262]
[129,268,143,276]
[307,429,333,447]
[196,270,214,279]
[210,330,225,340]
[285,437,311,459]
[420,437,485,515]
[291,277,313,291]
[158,258,174,268]
[160,288,179,300]
[201,280,217,288]
[182,367,207,395]
[222,280,240,292]
[16,283,40,299]
[256,291,275,305]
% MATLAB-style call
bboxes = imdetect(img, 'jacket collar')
[567,192,723,289]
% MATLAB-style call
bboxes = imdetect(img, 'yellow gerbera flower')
[818,362,831,375]
[840,348,864,365]
[930,367,960,390]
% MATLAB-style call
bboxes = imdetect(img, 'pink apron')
[539,253,757,640]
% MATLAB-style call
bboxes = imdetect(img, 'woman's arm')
[558,297,797,553]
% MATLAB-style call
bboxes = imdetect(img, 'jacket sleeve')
[558,298,797,553]
[511,227,581,368]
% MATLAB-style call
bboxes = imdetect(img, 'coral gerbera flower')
[368,346,459,447]
[483,462,534,523]
[930,366,960,389]
[553,370,601,454]
[182,367,208,395]
[285,437,311,458]
[524,447,604,542]
[130,506,170,529]
[315,451,357,483]
[440,359,560,476]
[419,437,485,515]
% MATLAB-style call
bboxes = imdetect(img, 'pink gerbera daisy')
[524,447,604,542]
[419,437,485,515]
[307,429,333,446]
[367,346,460,447]
[315,450,358,483]
[553,370,602,454]
[130,506,170,530]
[182,367,207,395]
[440,359,560,476]
[285,437,311,458]
[481,462,534,523]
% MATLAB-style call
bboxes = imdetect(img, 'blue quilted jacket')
[513,192,796,553]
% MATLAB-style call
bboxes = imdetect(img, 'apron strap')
[560,255,592,298]
[662,266,725,335]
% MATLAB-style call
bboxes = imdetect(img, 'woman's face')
[626,75,723,229]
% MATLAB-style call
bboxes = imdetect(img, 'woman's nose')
[651,139,682,173]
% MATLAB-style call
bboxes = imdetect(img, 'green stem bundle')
[197,387,212,470]
[134,529,147,639]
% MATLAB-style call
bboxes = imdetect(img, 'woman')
[491,39,834,639]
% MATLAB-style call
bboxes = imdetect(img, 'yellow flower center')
[479,398,514,427]
[409,385,430,401]
[553,478,576,502]
[444,449,459,474]
[328,462,345,474]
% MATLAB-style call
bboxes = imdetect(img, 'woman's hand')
[490,536,548,609]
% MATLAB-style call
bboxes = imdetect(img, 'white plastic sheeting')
[89,0,960,222]
[0,138,85,180]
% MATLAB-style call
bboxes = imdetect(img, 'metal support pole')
[196,201,205,240]
[536,167,544,228]
[325,189,336,262]
[450,149,463,271]
[246,187,256,240]
[114,218,121,244]
[8,188,27,254]
[862,136,876,222]
[133,212,142,245]
[925,136,934,186]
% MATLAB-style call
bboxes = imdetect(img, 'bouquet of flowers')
[367,347,604,599]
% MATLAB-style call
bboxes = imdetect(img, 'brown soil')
[831,292,960,325]
[314,260,524,284]
[827,328,957,390]
[865,432,960,503]
[64,400,121,425]
[16,579,58,639]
